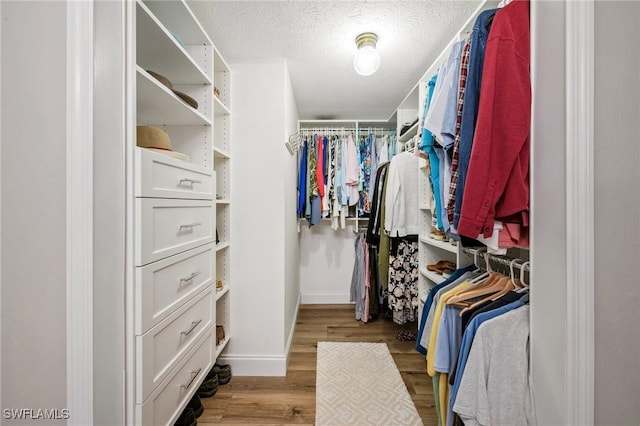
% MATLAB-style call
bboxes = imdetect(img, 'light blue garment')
[435,146,450,232]
[419,269,482,352]
[389,132,397,158]
[434,304,463,375]
[421,75,444,231]
[340,137,349,206]
[440,40,465,149]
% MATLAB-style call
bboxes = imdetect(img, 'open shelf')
[136,0,211,85]
[213,146,231,159]
[419,267,446,284]
[136,67,212,126]
[216,241,230,252]
[215,336,230,359]
[141,0,212,46]
[398,122,419,142]
[419,235,458,254]
[215,285,230,301]
[216,199,231,205]
[213,96,231,115]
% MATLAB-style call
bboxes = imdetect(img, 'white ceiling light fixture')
[353,32,380,76]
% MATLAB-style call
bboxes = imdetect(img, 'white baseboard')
[217,354,287,376]
[284,293,301,364]
[301,293,353,304]
[218,295,301,378]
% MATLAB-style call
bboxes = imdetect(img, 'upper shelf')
[141,0,212,46]
[214,48,231,74]
[213,96,231,116]
[213,147,231,159]
[136,67,212,126]
[419,235,458,254]
[398,122,419,143]
[136,0,211,85]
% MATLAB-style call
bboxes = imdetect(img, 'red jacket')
[457,0,530,239]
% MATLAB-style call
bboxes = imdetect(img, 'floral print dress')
[388,238,419,325]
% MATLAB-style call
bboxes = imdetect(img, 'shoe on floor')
[187,393,204,418]
[173,407,196,426]
[197,374,219,398]
[205,364,231,385]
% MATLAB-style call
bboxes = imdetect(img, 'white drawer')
[136,331,214,426]
[136,147,214,200]
[136,287,214,404]
[135,198,215,266]
[135,244,215,335]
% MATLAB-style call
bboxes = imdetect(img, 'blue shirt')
[453,8,498,228]
[297,140,307,216]
[415,265,476,355]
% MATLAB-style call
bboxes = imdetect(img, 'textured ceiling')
[188,1,480,120]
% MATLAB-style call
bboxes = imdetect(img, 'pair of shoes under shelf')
[206,363,232,385]
[197,373,219,398]
[173,407,197,426]
[186,394,204,418]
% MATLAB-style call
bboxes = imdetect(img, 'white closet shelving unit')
[213,47,232,359]
[126,1,231,424]
[396,86,419,145]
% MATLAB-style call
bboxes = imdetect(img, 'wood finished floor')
[198,304,437,425]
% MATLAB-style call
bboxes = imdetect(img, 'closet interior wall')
[297,120,395,304]
[222,59,300,376]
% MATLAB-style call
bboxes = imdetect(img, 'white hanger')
[518,260,531,290]
[509,258,523,287]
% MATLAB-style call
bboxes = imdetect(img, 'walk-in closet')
[1,0,639,425]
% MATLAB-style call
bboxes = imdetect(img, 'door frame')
[66,1,94,424]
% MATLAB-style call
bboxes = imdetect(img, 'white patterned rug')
[315,342,423,426]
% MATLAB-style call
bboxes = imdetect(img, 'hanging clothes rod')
[299,127,356,133]
[462,247,531,273]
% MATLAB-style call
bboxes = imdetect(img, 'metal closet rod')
[299,127,356,133]
[298,128,396,137]
[462,247,531,272]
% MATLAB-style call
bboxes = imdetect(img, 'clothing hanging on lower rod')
[350,150,421,325]
[416,247,533,426]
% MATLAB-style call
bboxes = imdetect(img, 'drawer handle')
[181,319,202,336]
[180,368,202,390]
[179,222,202,231]
[179,178,202,186]
[180,271,202,285]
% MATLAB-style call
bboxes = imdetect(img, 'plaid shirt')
[446,37,472,223]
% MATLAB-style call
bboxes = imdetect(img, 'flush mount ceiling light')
[353,32,380,76]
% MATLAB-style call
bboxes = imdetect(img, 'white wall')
[226,59,299,375]
[283,64,301,348]
[1,2,68,423]
[299,225,358,303]
[593,2,640,424]
[530,1,567,424]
